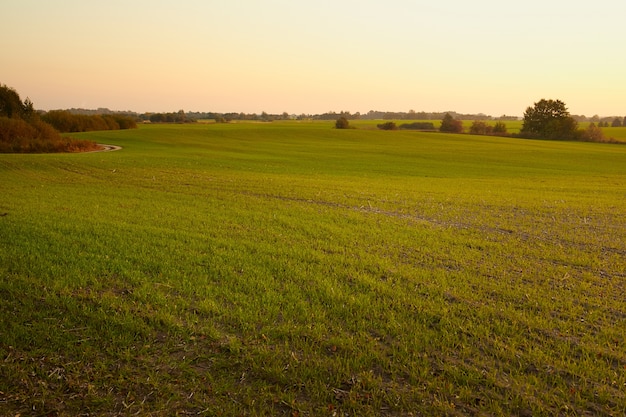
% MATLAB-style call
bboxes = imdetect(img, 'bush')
[0,84,103,153]
[579,123,606,142]
[0,117,37,150]
[377,122,398,130]
[41,111,136,132]
[468,121,509,137]
[469,121,491,135]
[0,116,100,153]
[335,117,350,129]
[492,122,508,135]
[399,122,435,130]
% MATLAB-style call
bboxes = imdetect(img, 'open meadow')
[1,122,625,416]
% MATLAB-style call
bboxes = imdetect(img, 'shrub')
[335,117,350,129]
[377,122,398,130]
[399,122,435,130]
[580,123,606,142]
[0,116,100,153]
[469,121,492,135]
[0,84,103,153]
[492,122,508,135]
[41,111,136,132]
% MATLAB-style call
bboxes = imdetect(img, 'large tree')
[439,113,463,133]
[520,99,578,140]
[0,84,30,119]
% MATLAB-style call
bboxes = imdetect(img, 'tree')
[0,84,27,119]
[335,117,350,129]
[520,99,578,140]
[22,98,35,121]
[439,113,463,133]
[611,117,622,127]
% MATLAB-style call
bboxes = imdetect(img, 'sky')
[2,0,625,117]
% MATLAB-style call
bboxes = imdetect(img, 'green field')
[1,122,625,416]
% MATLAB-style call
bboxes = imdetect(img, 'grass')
[1,122,625,416]
[600,127,626,141]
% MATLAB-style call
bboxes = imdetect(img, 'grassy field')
[1,122,625,416]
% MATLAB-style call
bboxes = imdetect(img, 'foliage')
[0,117,100,153]
[398,121,435,130]
[492,121,508,135]
[580,122,607,142]
[469,120,491,135]
[0,84,100,153]
[469,120,509,136]
[42,110,137,133]
[1,122,625,415]
[439,113,463,133]
[520,99,579,140]
[149,110,195,123]
[335,116,351,129]
[0,84,33,119]
[376,121,397,130]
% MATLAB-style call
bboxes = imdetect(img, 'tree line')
[44,106,626,127]
[42,110,137,133]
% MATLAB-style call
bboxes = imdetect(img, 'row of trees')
[37,105,626,127]
[42,110,136,133]
[325,110,513,121]
[149,110,195,123]
[596,117,626,127]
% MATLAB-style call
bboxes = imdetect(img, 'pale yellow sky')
[2,0,625,117]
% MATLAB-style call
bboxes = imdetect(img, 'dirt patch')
[94,144,122,152]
